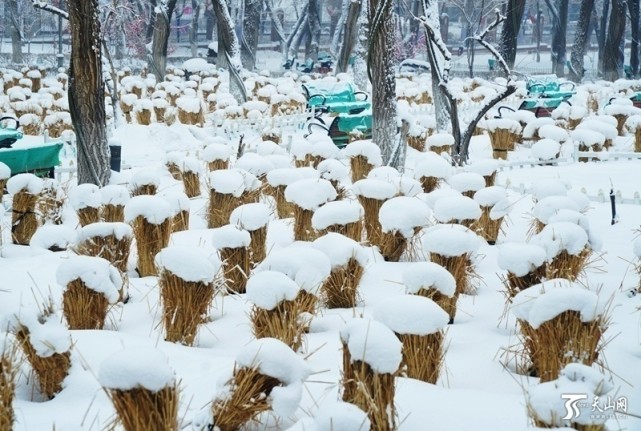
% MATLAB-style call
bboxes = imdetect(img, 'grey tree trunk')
[331,0,348,57]
[67,0,110,186]
[546,0,569,77]
[7,0,23,64]
[190,0,202,58]
[464,0,477,78]
[146,0,157,44]
[368,0,398,169]
[212,0,248,103]
[241,0,262,70]
[337,0,362,73]
[629,0,640,76]
[498,0,527,69]
[603,0,626,81]
[308,0,322,61]
[569,0,595,82]
[598,0,610,75]
[284,3,309,61]
[353,3,369,90]
[148,0,178,81]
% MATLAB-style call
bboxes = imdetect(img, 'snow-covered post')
[378,196,431,261]
[403,262,457,331]
[100,184,130,223]
[68,184,101,227]
[57,256,121,330]
[341,319,402,430]
[285,178,337,241]
[99,348,179,431]
[375,295,449,384]
[230,203,271,266]
[155,246,220,345]
[498,243,548,298]
[7,174,43,245]
[312,200,364,242]
[212,225,252,294]
[511,279,607,381]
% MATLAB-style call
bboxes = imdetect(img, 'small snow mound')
[532,222,590,258]
[531,138,561,160]
[533,196,579,224]
[230,203,271,231]
[311,233,369,268]
[100,184,130,206]
[434,196,481,223]
[466,159,501,176]
[155,246,220,283]
[379,196,432,237]
[341,141,383,166]
[317,159,349,181]
[285,178,337,210]
[447,172,486,194]
[413,152,454,179]
[351,179,397,200]
[68,184,101,210]
[7,173,43,194]
[201,143,233,163]
[99,347,175,392]
[403,262,456,297]
[422,224,482,257]
[30,225,76,250]
[497,243,547,276]
[0,162,10,180]
[267,167,320,187]
[211,224,251,249]
[256,245,331,294]
[56,256,121,303]
[208,169,246,197]
[473,186,507,207]
[312,200,363,230]
[77,222,133,242]
[124,195,174,224]
[374,295,448,335]
[313,401,371,431]
[531,179,569,200]
[246,271,300,310]
[340,319,402,374]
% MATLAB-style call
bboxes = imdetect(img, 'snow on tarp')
[211,224,251,249]
[422,224,483,257]
[379,196,432,237]
[311,233,370,268]
[68,184,101,210]
[30,225,76,250]
[56,256,121,303]
[6,173,44,195]
[403,262,456,297]
[511,278,603,328]
[124,195,174,224]
[266,167,320,187]
[230,202,271,231]
[246,271,300,310]
[285,178,337,210]
[374,295,449,336]
[341,140,383,166]
[497,242,547,276]
[155,246,220,283]
[532,222,590,258]
[433,195,481,223]
[351,179,397,200]
[339,319,402,374]
[99,347,176,392]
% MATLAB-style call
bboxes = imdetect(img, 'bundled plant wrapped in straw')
[29,225,76,252]
[15,314,72,399]
[472,186,510,244]
[343,140,383,183]
[312,233,368,308]
[207,169,247,228]
[7,173,43,245]
[265,167,319,219]
[124,196,174,277]
[247,271,308,350]
[413,152,454,193]
[341,319,402,431]
[129,170,161,197]
[201,143,233,172]
[511,279,607,381]
[285,178,337,241]
[158,190,191,233]
[291,134,340,168]
[0,334,17,430]
[312,199,364,242]
[497,242,547,298]
[0,162,9,194]
[57,256,122,329]
[179,157,203,198]
[212,338,310,431]
[212,225,252,294]
[98,347,179,431]
[68,183,102,227]
[18,113,42,135]
[625,114,641,152]
[422,224,482,323]
[164,152,183,181]
[119,93,138,123]
[425,133,455,155]
[526,363,614,431]
[37,178,65,225]
[352,179,397,246]
[403,262,458,324]
[433,195,482,229]
[377,196,431,261]
[230,203,271,267]
[484,118,522,159]
[100,184,131,223]
[134,99,153,125]
[155,246,220,345]
[374,295,449,384]
[532,221,593,282]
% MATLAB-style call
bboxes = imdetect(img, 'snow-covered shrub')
[403,262,457,323]
[119,93,138,123]
[18,113,41,136]
[522,117,554,141]
[230,202,271,265]
[0,333,17,430]
[158,190,191,233]
[531,195,581,234]
[377,196,432,261]
[235,152,275,181]
[342,140,383,183]
[484,118,522,159]
[43,112,72,138]
[133,99,153,125]
[285,178,337,241]
[413,152,454,193]
[265,167,319,219]
[179,157,203,198]
[68,183,101,227]
[129,169,161,197]
[625,114,641,152]
[472,186,510,244]
[317,159,349,197]
[531,138,562,161]
[466,159,501,187]
[434,195,481,228]
[498,242,548,298]
[176,95,204,126]
[212,225,251,294]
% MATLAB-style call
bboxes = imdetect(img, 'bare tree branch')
[31,0,69,19]
[473,11,510,77]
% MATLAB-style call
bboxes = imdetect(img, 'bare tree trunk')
[604,0,626,81]
[598,0,610,76]
[337,0,362,73]
[368,0,398,169]
[353,3,369,90]
[629,0,640,76]
[546,0,569,77]
[265,0,287,55]
[7,0,23,64]
[285,3,309,61]
[190,0,202,58]
[146,0,158,44]
[212,0,247,103]
[241,0,262,70]
[205,4,215,40]
[308,0,322,61]
[148,0,178,81]
[66,0,110,186]
[569,0,595,82]
[423,0,449,132]
[331,0,348,57]
[498,0,527,69]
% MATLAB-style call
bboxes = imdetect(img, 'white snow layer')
[124,195,174,224]
[351,179,397,200]
[68,184,102,210]
[341,140,383,166]
[6,173,44,195]
[98,347,176,392]
[311,233,369,268]
[312,200,364,230]
[379,196,432,237]
[155,246,220,283]
[374,295,449,335]
[56,256,122,303]
[230,203,271,231]
[497,243,547,276]
[402,262,457,297]
[339,319,402,374]
[30,225,76,250]
[256,245,331,294]
[285,178,337,210]
[246,271,301,310]
[211,224,251,249]
[422,224,482,257]
[434,196,481,222]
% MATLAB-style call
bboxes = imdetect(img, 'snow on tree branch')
[31,1,69,19]
[473,10,511,78]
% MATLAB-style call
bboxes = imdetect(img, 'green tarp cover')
[0,128,23,145]
[630,92,641,102]
[323,100,371,114]
[520,98,565,109]
[336,111,372,133]
[304,82,359,104]
[0,142,63,175]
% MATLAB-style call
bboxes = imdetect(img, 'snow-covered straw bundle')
[152,98,169,123]
[352,179,397,246]
[422,224,482,322]
[265,167,319,219]
[119,93,138,123]
[29,225,76,252]
[129,170,160,197]
[247,271,307,350]
[467,159,501,187]
[212,338,310,431]
[18,113,41,136]
[99,347,179,431]
[342,140,383,183]
[625,114,641,152]
[526,363,613,431]
[530,195,580,235]
[14,314,71,399]
[473,187,510,244]
[340,319,402,431]
[312,233,368,308]
[312,200,364,242]
[0,162,10,195]
[604,99,641,135]
[576,118,617,150]
[100,184,130,223]
[158,190,190,233]
[484,118,522,159]
[212,225,251,294]
[497,243,547,298]
[57,256,122,329]
[426,133,454,155]
[179,157,202,198]
[0,334,17,430]
[75,221,133,273]
[447,172,486,199]
[155,246,219,345]
[378,196,431,261]
[291,135,340,169]
[403,262,457,324]
[433,195,482,229]
[176,95,204,126]
[201,143,233,171]
[317,158,349,199]
[533,222,592,281]
[285,178,337,241]
[511,279,606,382]
[407,124,427,151]
[413,152,454,193]
[7,173,43,245]
[230,203,270,266]
[288,401,371,431]
[207,170,246,228]
[134,99,153,125]
[374,295,449,384]
[124,196,173,277]
[571,129,606,163]
[36,179,64,225]
[68,183,101,227]
[164,152,183,181]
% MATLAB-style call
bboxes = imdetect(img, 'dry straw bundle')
[100,184,130,223]
[69,183,102,227]
[179,157,202,198]
[343,141,382,183]
[7,174,43,245]
[484,119,522,159]
[497,243,547,299]
[285,178,337,242]
[341,320,401,431]
[377,196,431,262]
[57,256,122,329]
[533,222,592,282]
[99,348,179,431]
[413,153,454,193]
[352,179,397,246]
[124,196,174,277]
[512,280,606,382]
[403,262,457,326]
[134,100,153,125]
[230,203,270,267]
[0,335,17,431]
[37,179,65,225]
[208,170,246,228]
[472,187,510,245]
[425,133,455,156]
[129,170,160,197]
[212,225,251,294]
[156,247,219,345]
[75,222,132,273]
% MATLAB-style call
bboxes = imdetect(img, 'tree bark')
[598,0,610,76]
[368,0,398,169]
[603,0,626,81]
[190,0,202,58]
[546,0,569,77]
[146,0,158,44]
[569,0,595,82]
[308,0,322,61]
[66,0,110,186]
[353,3,369,90]
[148,0,178,81]
[498,0,527,69]
[241,0,262,70]
[331,0,348,57]
[629,0,640,76]
[212,0,247,103]
[337,0,362,73]
[284,3,309,61]
[7,0,23,64]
